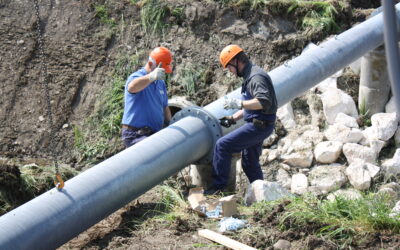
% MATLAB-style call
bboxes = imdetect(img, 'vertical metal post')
[382,0,400,114]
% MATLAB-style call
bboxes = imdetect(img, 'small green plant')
[286,0,340,33]
[0,191,13,215]
[140,0,169,35]
[171,7,184,19]
[158,185,187,212]
[213,0,235,4]
[358,97,371,127]
[179,64,206,95]
[73,124,109,162]
[234,0,268,10]
[94,4,117,26]
[278,193,400,246]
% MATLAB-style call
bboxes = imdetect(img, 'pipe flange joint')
[171,106,222,164]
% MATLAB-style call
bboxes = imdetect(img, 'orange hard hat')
[149,47,173,73]
[219,44,243,68]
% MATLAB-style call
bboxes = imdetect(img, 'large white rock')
[369,139,386,157]
[281,151,314,168]
[321,88,358,124]
[382,148,400,180]
[324,124,363,144]
[327,188,363,201]
[345,161,380,190]
[276,168,291,189]
[301,129,325,146]
[343,143,377,164]
[334,112,359,128]
[389,200,400,218]
[314,141,343,163]
[378,182,400,201]
[395,126,400,147]
[291,173,308,195]
[244,180,293,206]
[360,126,376,145]
[308,164,347,194]
[263,131,278,147]
[371,112,398,141]
[277,102,296,129]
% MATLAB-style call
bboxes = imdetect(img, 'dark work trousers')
[121,127,149,147]
[212,121,274,189]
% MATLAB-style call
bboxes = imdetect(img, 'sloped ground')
[0,0,372,162]
[59,186,400,250]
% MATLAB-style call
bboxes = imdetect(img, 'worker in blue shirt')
[121,47,173,147]
[205,44,277,195]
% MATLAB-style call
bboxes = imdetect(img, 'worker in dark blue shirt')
[205,44,277,195]
[121,47,173,147]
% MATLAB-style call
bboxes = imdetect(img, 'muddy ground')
[2,0,396,249]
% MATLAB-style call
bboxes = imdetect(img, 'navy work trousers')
[212,121,274,189]
[121,127,149,147]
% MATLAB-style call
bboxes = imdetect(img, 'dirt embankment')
[1,0,374,164]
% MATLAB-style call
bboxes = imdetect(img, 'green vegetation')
[179,64,205,95]
[156,185,188,217]
[293,1,339,33]
[277,194,400,245]
[235,0,268,10]
[177,63,215,96]
[358,97,371,127]
[94,4,117,27]
[73,125,109,163]
[140,0,169,35]
[171,6,184,19]
[0,163,78,215]
[0,192,12,215]
[213,0,342,33]
[20,164,78,195]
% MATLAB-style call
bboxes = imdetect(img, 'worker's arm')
[127,75,152,93]
[248,75,277,113]
[127,66,165,93]
[242,98,263,110]
[164,106,172,125]
[232,109,243,121]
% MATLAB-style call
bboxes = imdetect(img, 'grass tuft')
[279,193,400,245]
[94,4,117,27]
[140,0,169,35]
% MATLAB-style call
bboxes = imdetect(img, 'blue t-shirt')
[121,68,168,132]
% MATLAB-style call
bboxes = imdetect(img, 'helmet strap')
[149,56,157,70]
[231,59,242,77]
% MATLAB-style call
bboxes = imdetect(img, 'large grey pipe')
[1,4,400,249]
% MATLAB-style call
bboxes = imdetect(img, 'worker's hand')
[148,63,165,82]
[219,116,236,128]
[223,98,242,110]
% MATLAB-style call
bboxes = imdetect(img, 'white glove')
[223,98,242,110]
[148,67,165,82]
